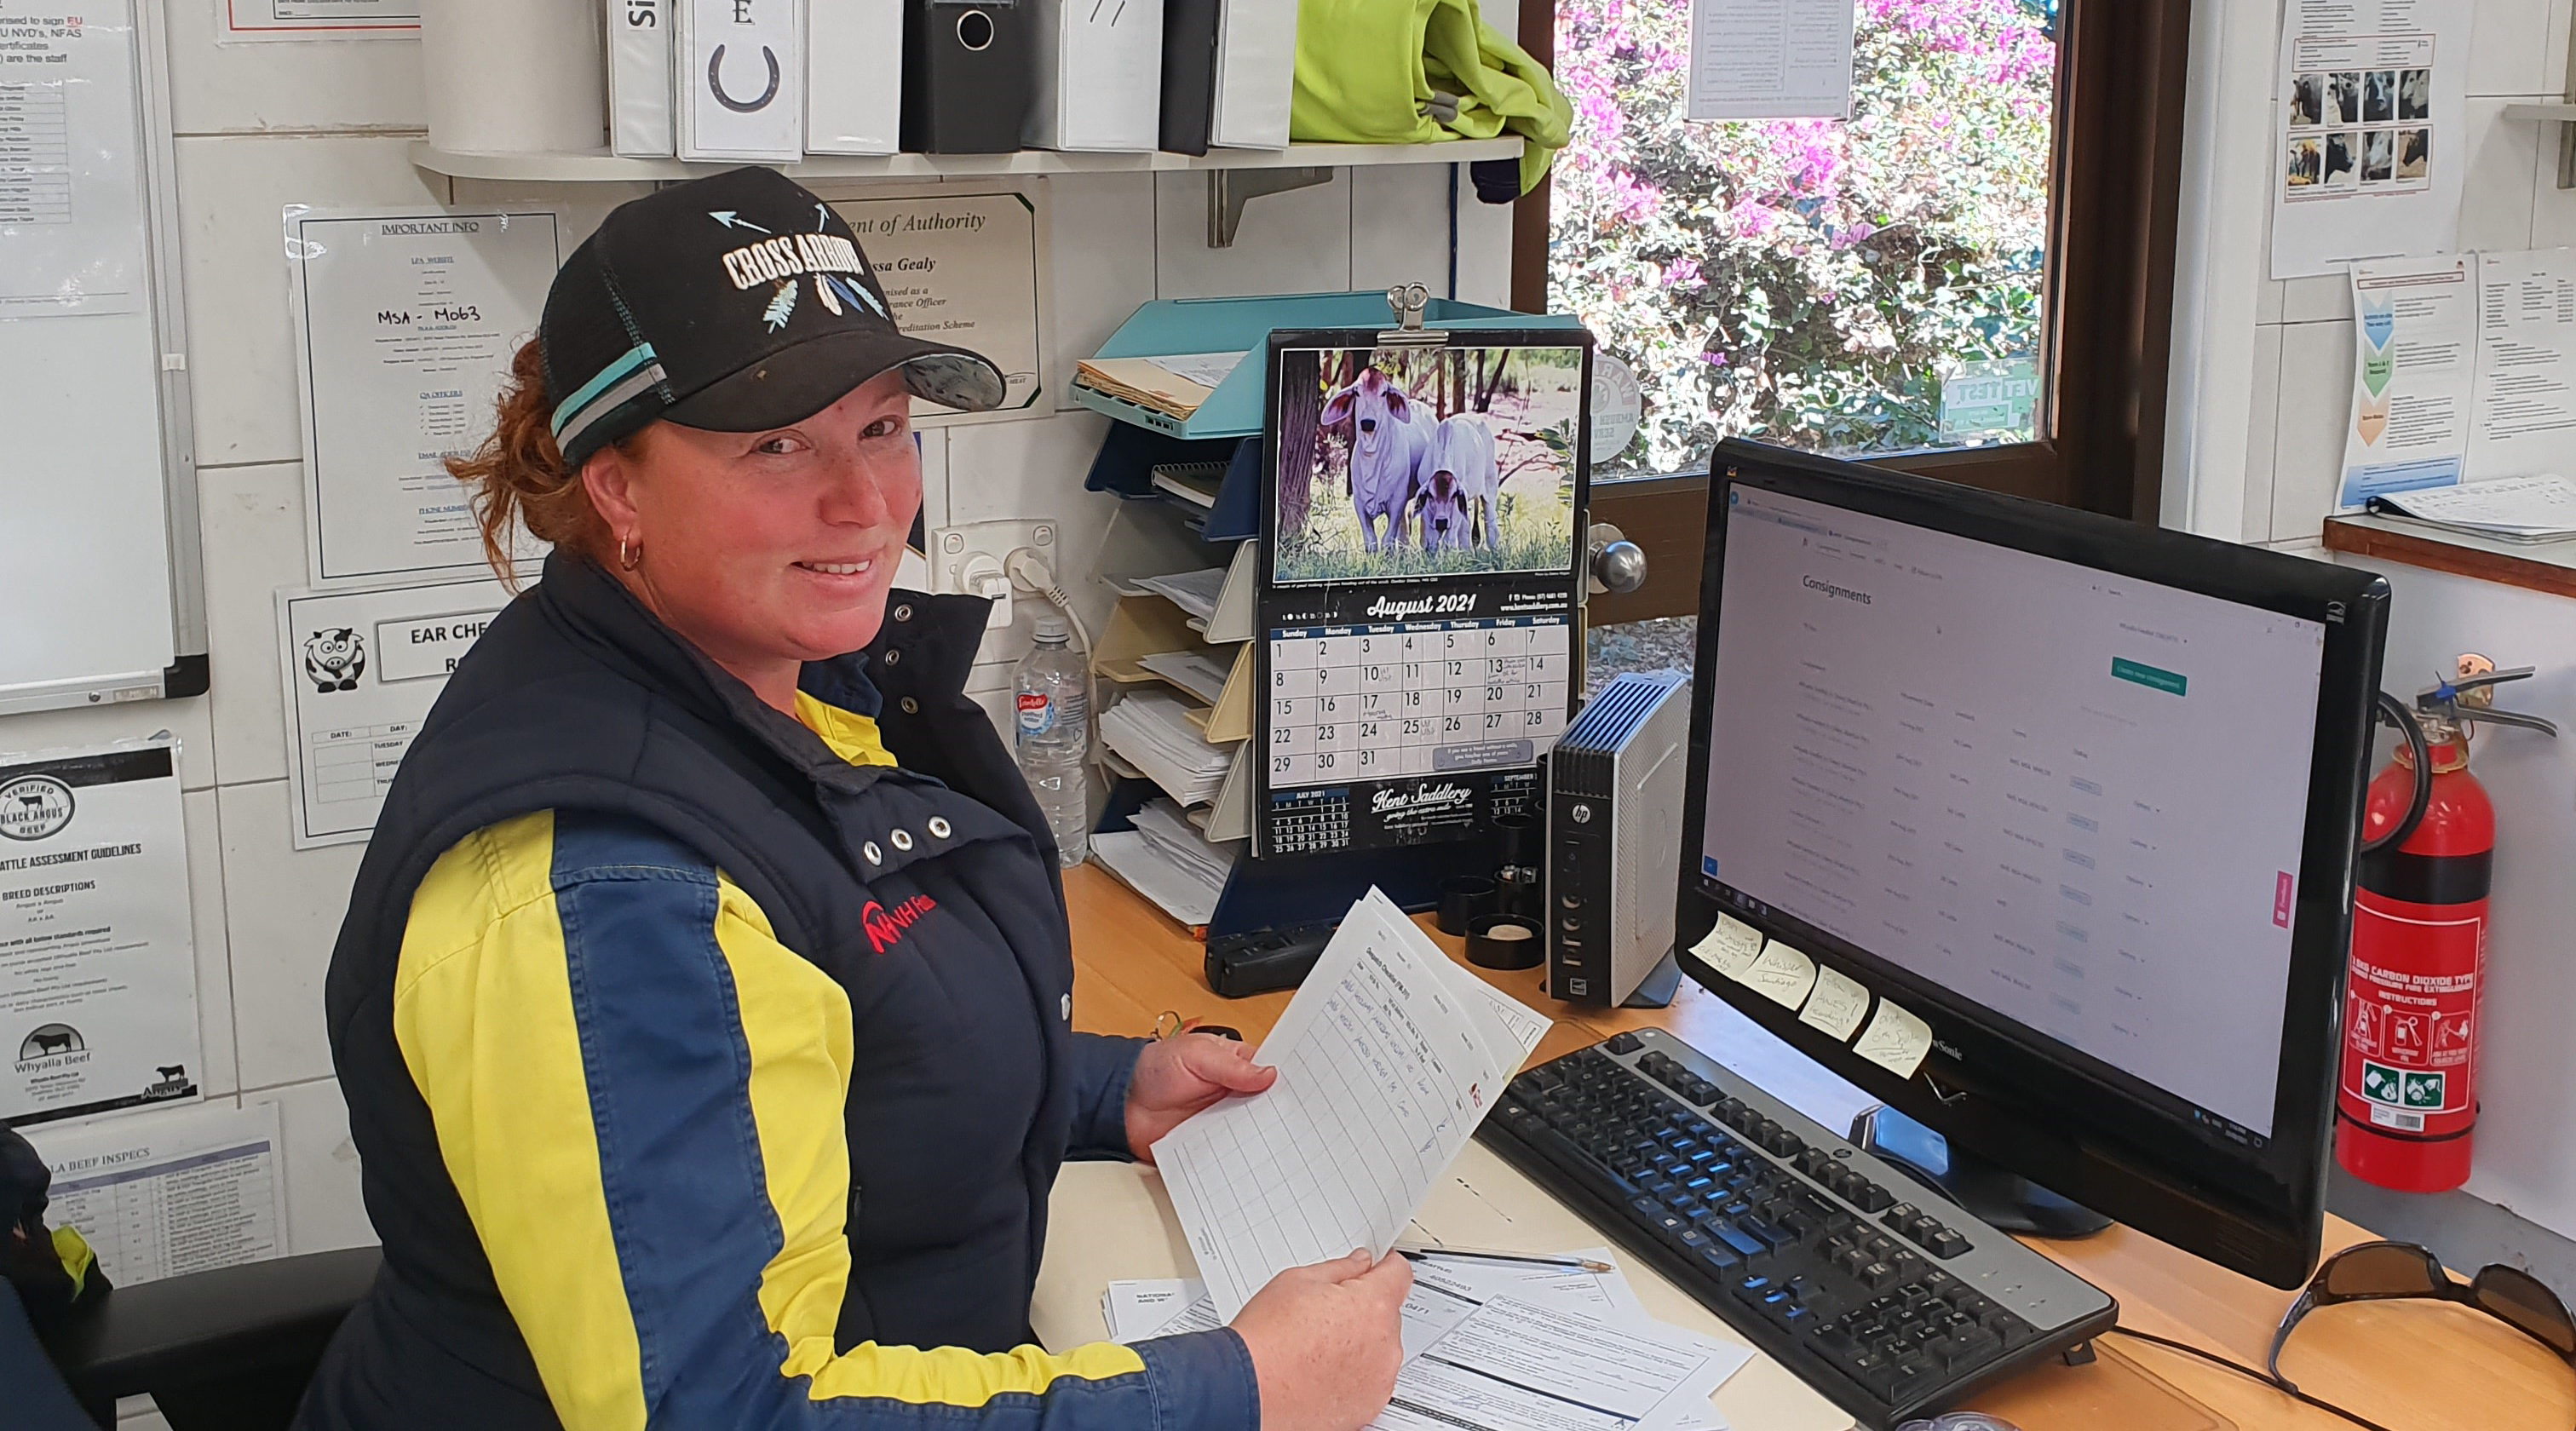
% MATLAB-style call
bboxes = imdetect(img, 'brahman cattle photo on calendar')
[1269,344,1584,584]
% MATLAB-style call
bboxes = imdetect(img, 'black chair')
[36,1247,379,1431]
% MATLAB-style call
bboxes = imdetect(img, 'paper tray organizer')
[1078,292,1578,938]
[1071,291,1584,441]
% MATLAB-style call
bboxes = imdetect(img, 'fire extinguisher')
[2339,656,2557,1192]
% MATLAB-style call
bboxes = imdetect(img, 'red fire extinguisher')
[2340,656,2557,1192]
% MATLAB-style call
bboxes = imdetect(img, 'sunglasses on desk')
[2270,1239,2576,1398]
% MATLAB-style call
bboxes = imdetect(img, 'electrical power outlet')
[925,520,1058,632]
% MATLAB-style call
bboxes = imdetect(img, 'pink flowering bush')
[1552,0,2055,469]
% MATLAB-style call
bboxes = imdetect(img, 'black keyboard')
[1475,1028,2117,1429]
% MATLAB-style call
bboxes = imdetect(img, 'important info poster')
[0,739,202,1125]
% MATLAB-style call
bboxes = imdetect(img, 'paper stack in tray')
[1073,352,1250,419]
[1103,1249,1750,1431]
[1101,690,1232,806]
[1090,799,1239,928]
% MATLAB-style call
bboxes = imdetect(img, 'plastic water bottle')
[1015,615,1090,867]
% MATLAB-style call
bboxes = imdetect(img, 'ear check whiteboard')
[0,0,203,716]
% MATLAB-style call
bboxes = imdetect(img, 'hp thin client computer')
[1476,441,2389,1428]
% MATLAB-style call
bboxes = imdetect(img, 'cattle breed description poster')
[1255,330,1594,858]
[0,738,202,1126]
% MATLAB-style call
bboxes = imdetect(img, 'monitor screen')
[1700,485,2325,1139]
[1678,441,2389,1288]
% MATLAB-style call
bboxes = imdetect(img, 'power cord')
[2106,1326,2397,1431]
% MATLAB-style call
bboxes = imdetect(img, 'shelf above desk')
[2324,514,2576,602]
[410,137,1525,185]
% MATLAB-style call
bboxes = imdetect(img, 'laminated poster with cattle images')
[1255,329,1595,859]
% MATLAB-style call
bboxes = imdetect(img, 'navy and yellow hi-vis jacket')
[298,554,1258,1431]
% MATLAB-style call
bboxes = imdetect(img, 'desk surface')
[1062,865,2569,1431]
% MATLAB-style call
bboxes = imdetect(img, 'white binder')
[1209,0,1296,150]
[678,0,807,162]
[1026,0,1165,152]
[607,0,676,158]
[806,0,902,154]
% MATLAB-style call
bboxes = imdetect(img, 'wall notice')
[2272,0,2472,279]
[829,187,1049,425]
[223,0,419,40]
[288,208,560,584]
[0,2,145,316]
[0,738,202,1126]
[276,576,509,848]
[23,1101,285,1284]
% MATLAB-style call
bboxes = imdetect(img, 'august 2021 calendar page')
[1255,333,1594,859]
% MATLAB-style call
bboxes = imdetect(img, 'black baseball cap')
[540,166,1005,468]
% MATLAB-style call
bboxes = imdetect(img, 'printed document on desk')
[1153,888,1547,1319]
[1378,1294,1742,1431]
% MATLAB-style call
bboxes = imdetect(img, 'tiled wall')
[2176,0,2576,1241]
[2237,0,2576,548]
[0,7,1517,1267]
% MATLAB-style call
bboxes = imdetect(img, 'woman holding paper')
[300,169,1410,1431]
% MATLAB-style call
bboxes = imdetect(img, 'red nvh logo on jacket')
[862,895,937,954]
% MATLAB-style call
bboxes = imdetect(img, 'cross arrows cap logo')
[710,210,772,234]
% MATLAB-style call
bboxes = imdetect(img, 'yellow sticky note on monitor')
[1798,965,1872,1041]
[1739,941,1819,1010]
[1854,999,1934,1078]
[1688,913,1766,980]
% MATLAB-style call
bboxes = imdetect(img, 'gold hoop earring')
[618,534,642,572]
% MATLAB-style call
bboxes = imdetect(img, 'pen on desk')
[1396,1246,1615,1274]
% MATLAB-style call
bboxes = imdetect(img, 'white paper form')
[287,209,561,584]
[1687,0,1855,121]
[1104,1279,1222,1341]
[2342,256,2476,510]
[0,738,204,1124]
[23,1102,285,1286]
[0,2,145,317]
[1109,1256,1738,1430]
[2470,248,2576,481]
[1375,1295,1744,1431]
[1154,889,1548,1319]
[2272,0,2472,279]
[276,576,510,847]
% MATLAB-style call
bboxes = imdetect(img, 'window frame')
[1517,0,2194,532]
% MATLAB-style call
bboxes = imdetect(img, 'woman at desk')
[299,170,1410,1431]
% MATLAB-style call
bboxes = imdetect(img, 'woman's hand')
[1232,1250,1413,1431]
[1124,1032,1276,1163]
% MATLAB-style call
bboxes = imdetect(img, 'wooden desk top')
[1064,865,2570,1431]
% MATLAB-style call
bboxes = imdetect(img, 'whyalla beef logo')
[862,895,937,954]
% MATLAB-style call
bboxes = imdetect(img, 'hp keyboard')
[1475,1028,2116,1428]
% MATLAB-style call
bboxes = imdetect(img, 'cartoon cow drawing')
[302,628,366,693]
[1321,367,1440,553]
[1417,413,1501,553]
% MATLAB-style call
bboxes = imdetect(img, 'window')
[1515,0,2191,524]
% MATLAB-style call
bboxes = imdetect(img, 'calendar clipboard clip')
[1377,283,1450,351]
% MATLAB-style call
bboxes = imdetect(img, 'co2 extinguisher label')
[2342,899,2483,1136]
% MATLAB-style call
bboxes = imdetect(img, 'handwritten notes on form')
[1153,889,1550,1319]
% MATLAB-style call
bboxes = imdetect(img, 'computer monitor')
[1677,440,2390,1289]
